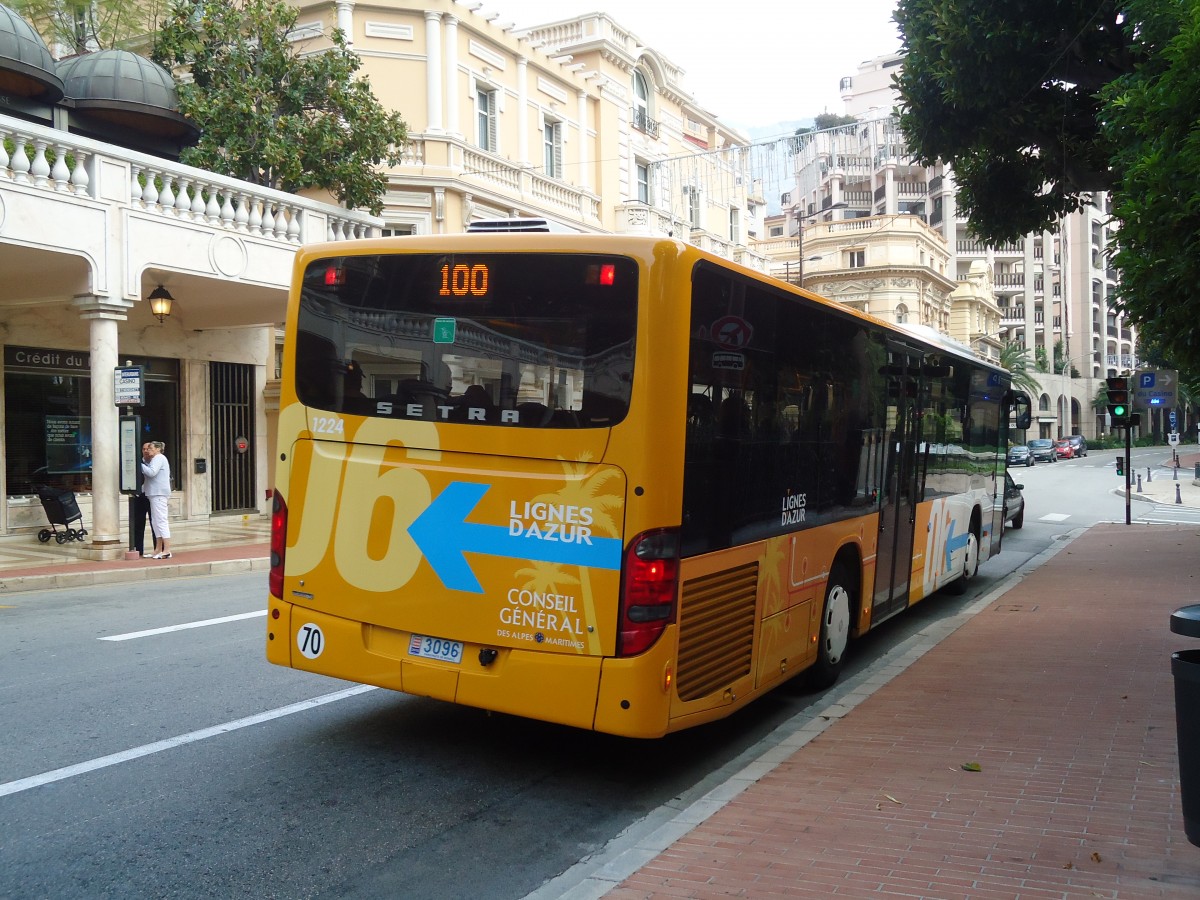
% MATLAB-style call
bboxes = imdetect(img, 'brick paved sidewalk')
[609,525,1200,899]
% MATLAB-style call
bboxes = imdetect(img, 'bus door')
[873,343,925,622]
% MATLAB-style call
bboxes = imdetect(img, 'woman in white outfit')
[140,440,172,559]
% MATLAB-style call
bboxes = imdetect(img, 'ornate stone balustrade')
[445,137,600,221]
[0,113,380,245]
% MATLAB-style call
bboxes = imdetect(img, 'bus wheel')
[811,567,853,689]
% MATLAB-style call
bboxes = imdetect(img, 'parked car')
[1065,434,1088,457]
[1028,438,1057,463]
[1004,471,1025,529]
[1054,438,1074,459]
[1007,444,1033,467]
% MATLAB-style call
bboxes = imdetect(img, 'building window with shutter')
[477,87,498,152]
[684,186,701,229]
[636,162,650,204]
[543,119,563,179]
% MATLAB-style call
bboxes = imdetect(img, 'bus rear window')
[293,253,637,428]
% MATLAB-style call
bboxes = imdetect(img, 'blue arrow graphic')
[943,519,969,574]
[408,481,623,593]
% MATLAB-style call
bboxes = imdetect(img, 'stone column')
[577,89,589,191]
[517,56,529,166]
[444,16,459,137]
[883,161,897,216]
[335,0,354,45]
[74,293,133,560]
[425,11,443,133]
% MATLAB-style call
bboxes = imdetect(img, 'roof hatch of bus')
[467,217,579,233]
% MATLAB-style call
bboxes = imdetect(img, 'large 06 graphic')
[280,407,626,654]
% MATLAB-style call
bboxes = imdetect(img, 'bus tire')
[811,565,853,689]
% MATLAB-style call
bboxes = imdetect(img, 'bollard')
[1178,484,1184,505]
[1147,466,1153,482]
[1137,473,1143,492]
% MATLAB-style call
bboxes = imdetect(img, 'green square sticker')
[432,317,457,344]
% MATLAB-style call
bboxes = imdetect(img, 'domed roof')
[57,49,198,141]
[0,3,64,101]
[58,49,181,111]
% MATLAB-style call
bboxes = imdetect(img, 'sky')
[490,0,903,133]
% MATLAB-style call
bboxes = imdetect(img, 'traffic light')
[1106,376,1131,425]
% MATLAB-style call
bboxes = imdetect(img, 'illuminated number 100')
[439,263,489,296]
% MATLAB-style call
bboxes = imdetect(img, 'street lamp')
[797,201,847,284]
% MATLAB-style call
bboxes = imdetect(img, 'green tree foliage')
[895,1,1200,376]
[153,0,406,214]
[13,0,170,53]
[999,342,1040,397]
[1034,345,1049,374]
[893,0,1131,243]
[1101,0,1200,377]
[1052,340,1080,377]
[796,113,858,135]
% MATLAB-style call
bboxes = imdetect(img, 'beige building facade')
[292,1,769,268]
[0,1,780,550]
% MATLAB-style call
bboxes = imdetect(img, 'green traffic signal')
[1105,376,1131,424]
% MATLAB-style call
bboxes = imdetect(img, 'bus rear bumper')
[266,599,613,732]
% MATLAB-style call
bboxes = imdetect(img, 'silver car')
[1027,438,1057,463]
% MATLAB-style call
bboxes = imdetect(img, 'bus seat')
[515,402,552,427]
[454,384,496,423]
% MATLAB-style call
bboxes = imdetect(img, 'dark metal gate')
[210,362,256,512]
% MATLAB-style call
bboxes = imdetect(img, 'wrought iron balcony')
[631,107,660,139]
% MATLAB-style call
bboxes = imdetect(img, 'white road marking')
[0,684,378,798]
[99,610,266,641]
[1039,513,1071,522]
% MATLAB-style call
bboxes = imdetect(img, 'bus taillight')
[617,529,680,657]
[269,490,287,599]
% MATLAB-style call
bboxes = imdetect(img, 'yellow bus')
[266,230,1031,738]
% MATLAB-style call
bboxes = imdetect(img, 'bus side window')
[687,393,713,435]
[718,396,750,437]
[295,331,338,410]
[516,402,552,427]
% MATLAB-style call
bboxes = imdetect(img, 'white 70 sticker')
[297,623,325,659]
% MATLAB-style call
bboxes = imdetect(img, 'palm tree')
[1000,343,1040,397]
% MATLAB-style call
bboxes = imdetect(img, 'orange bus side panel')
[594,626,679,738]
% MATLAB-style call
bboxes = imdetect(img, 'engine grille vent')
[676,562,758,702]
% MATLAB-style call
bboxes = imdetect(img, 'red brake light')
[268,490,287,599]
[324,265,345,286]
[617,529,680,657]
[599,263,616,285]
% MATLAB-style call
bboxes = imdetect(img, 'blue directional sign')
[408,481,623,593]
[1135,368,1178,407]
